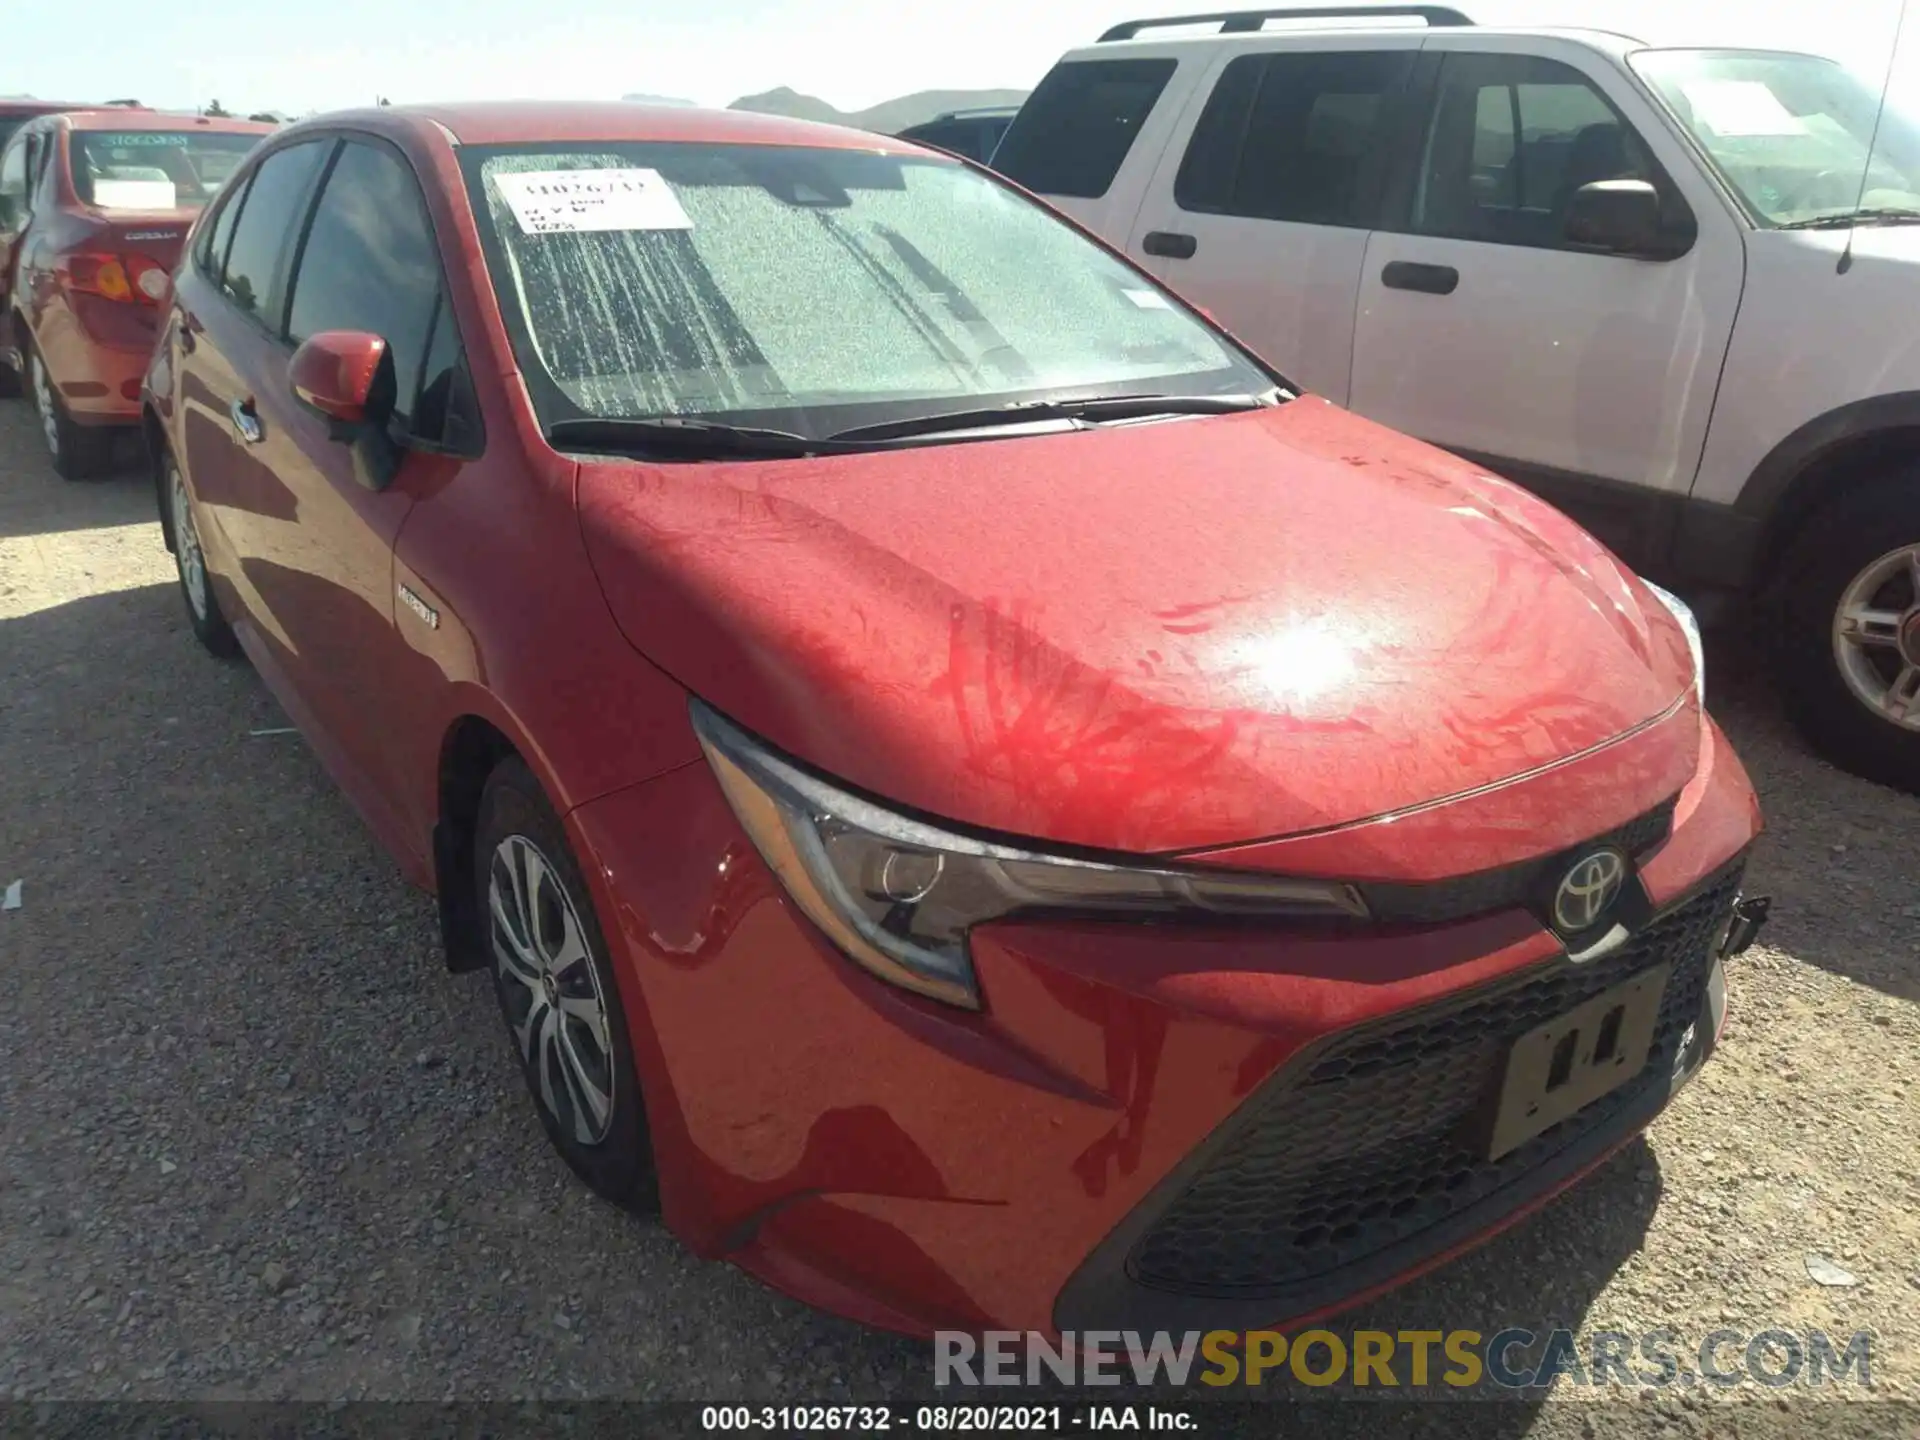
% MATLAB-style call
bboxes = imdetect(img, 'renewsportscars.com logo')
[934,1328,1874,1391]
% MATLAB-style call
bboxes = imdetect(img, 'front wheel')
[1777,483,1920,793]
[475,758,657,1209]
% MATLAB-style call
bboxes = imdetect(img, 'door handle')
[228,396,264,445]
[178,310,199,354]
[1381,261,1460,296]
[1142,230,1198,260]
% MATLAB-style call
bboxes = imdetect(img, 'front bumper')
[567,715,1762,1338]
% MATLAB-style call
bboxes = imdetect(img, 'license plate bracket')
[1484,963,1671,1161]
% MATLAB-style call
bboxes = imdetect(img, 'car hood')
[576,397,1696,857]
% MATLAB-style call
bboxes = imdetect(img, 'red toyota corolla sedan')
[143,101,1767,1339]
[1,109,271,477]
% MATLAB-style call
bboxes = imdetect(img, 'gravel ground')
[1,395,1917,1438]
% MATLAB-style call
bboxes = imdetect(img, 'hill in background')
[727,86,1028,134]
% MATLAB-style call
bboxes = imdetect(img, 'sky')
[5,0,1916,118]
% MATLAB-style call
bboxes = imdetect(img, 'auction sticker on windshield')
[493,168,693,235]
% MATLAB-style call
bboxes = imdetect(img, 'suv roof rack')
[1098,6,1472,41]
[932,105,1022,120]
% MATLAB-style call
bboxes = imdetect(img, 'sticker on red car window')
[94,133,193,147]
[1123,289,1171,310]
[493,168,693,235]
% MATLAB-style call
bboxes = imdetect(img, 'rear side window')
[992,58,1177,198]
[194,173,250,280]
[1174,51,1414,226]
[219,140,329,328]
[287,140,447,427]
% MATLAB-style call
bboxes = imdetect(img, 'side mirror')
[290,330,390,428]
[289,330,404,491]
[1564,180,1691,260]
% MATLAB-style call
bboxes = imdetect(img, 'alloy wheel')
[1831,542,1920,731]
[487,834,616,1145]
[170,464,210,621]
[30,354,59,460]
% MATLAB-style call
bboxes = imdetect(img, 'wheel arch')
[1738,391,1920,585]
[143,405,175,553]
[435,712,523,973]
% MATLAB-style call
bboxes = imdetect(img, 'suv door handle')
[228,396,264,445]
[1381,261,1460,296]
[1142,230,1198,260]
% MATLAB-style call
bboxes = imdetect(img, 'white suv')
[995,5,1920,793]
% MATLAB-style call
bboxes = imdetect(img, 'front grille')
[1127,869,1738,1298]
[1358,797,1677,927]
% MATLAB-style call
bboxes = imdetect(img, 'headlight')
[1642,581,1705,707]
[691,700,1368,1010]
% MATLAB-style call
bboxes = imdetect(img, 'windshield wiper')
[827,389,1285,444]
[1776,206,1920,230]
[545,416,864,459]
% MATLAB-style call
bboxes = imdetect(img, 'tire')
[27,344,111,481]
[475,758,658,1209]
[1776,482,1920,794]
[162,447,241,659]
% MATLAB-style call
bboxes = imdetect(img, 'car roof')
[320,100,920,153]
[60,110,276,135]
[0,100,88,118]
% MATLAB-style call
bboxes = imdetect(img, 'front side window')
[218,140,329,326]
[1412,53,1665,247]
[1633,48,1920,226]
[1176,50,1413,225]
[287,140,447,427]
[70,130,265,211]
[463,142,1268,436]
[991,59,1178,198]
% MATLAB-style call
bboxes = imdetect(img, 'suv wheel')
[475,757,658,1209]
[28,347,111,481]
[1778,483,1920,793]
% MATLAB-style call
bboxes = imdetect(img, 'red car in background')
[1,100,88,154]
[0,110,270,477]
[144,101,1767,1339]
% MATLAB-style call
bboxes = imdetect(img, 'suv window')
[287,140,448,428]
[1411,53,1661,247]
[218,140,329,328]
[992,58,1178,199]
[1176,51,1413,226]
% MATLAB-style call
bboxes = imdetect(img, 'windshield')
[1632,49,1920,225]
[460,141,1269,438]
[71,130,264,211]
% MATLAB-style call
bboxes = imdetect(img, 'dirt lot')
[1,395,1917,1437]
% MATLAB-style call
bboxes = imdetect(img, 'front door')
[1348,40,1744,567]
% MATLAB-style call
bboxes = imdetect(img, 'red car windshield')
[460,140,1270,437]
[71,130,263,210]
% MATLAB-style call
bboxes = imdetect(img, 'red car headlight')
[691,700,1367,1010]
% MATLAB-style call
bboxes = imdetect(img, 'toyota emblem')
[1553,850,1628,933]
